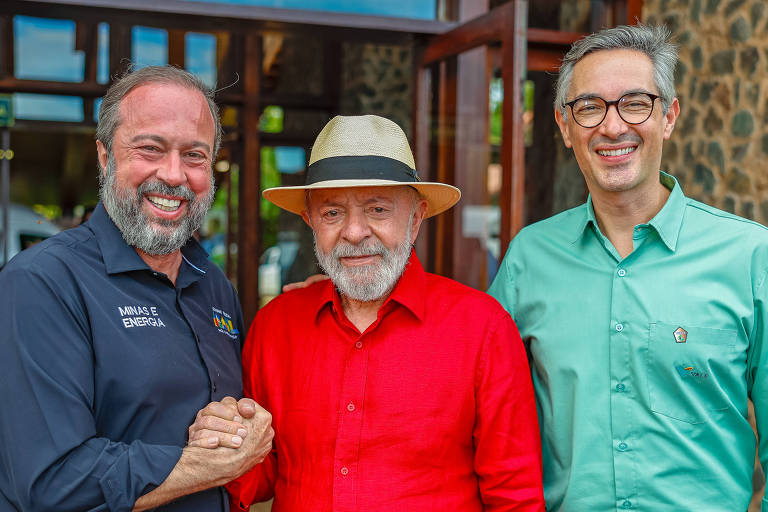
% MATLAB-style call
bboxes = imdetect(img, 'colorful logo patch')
[675,364,708,379]
[212,307,239,339]
[673,326,688,343]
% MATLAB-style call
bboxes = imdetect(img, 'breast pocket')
[647,322,737,424]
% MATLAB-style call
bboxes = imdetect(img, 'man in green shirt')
[489,24,768,511]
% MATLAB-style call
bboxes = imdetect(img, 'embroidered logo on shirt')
[212,307,239,339]
[675,364,708,379]
[673,326,688,343]
[117,305,166,328]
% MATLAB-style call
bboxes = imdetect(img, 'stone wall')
[339,43,413,137]
[644,0,768,222]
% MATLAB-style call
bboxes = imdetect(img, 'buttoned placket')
[331,330,369,512]
[608,234,646,511]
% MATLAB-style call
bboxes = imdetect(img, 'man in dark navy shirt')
[0,66,272,511]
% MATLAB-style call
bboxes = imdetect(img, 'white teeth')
[597,147,636,157]
[147,196,181,211]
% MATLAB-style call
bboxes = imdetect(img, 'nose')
[341,208,372,245]
[155,151,187,187]
[598,104,629,139]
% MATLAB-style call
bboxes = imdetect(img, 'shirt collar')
[572,171,686,251]
[88,201,210,278]
[314,250,427,323]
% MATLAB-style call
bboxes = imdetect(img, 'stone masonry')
[644,0,768,222]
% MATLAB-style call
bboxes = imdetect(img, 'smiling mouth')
[146,195,182,212]
[597,146,636,157]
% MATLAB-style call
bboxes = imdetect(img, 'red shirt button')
[347,402,355,412]
[340,466,349,476]
[355,341,363,349]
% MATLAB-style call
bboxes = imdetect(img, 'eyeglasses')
[564,92,660,128]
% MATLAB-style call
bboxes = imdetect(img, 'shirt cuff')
[99,443,182,512]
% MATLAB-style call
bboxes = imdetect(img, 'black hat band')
[306,155,420,185]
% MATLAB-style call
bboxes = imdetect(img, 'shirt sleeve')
[473,311,545,511]
[0,265,181,512]
[747,267,768,512]
[225,315,278,509]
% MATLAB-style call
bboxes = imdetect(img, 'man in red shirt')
[189,115,544,511]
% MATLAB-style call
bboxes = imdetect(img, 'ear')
[662,97,680,140]
[409,199,428,244]
[554,108,573,148]
[96,140,109,176]
[301,210,312,228]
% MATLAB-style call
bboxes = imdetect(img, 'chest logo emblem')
[673,326,688,343]
[212,307,239,339]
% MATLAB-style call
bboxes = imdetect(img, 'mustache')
[330,240,386,259]
[136,180,195,201]
[589,133,642,150]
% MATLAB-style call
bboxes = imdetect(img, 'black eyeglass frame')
[563,93,661,128]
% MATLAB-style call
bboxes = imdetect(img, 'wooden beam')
[499,0,527,251]
[168,29,185,68]
[108,22,131,81]
[238,32,262,327]
[411,39,432,267]
[0,16,13,79]
[0,78,107,96]
[421,5,504,66]
[433,57,457,277]
[2,0,454,38]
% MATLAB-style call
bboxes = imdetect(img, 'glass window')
[185,32,217,88]
[131,26,168,67]
[14,16,84,82]
[178,0,436,20]
[14,94,84,122]
[97,23,110,84]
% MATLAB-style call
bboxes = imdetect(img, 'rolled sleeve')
[0,265,180,511]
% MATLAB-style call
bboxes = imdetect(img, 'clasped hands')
[188,397,274,463]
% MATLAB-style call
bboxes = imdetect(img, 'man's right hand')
[188,397,273,456]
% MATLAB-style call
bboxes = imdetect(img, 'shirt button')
[212,381,217,392]
[347,402,355,412]
[616,383,626,392]
[615,323,624,332]
[622,500,632,509]
[617,268,627,277]
[355,341,363,349]
[340,466,349,476]
[618,442,628,451]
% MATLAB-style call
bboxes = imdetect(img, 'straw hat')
[262,115,461,218]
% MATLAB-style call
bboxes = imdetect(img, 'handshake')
[188,397,273,455]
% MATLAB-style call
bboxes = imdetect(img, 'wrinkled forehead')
[306,185,415,207]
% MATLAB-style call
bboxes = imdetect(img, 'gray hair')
[96,65,222,163]
[555,24,678,117]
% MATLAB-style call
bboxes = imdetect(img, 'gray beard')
[314,215,414,302]
[98,154,215,255]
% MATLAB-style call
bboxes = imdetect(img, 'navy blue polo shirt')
[0,203,244,512]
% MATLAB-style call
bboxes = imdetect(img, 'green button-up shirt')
[489,172,768,511]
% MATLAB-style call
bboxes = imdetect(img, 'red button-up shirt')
[228,253,544,511]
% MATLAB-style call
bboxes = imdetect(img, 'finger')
[190,429,245,448]
[237,398,258,418]
[282,274,328,292]
[200,400,239,421]
[193,414,248,438]
[187,434,220,449]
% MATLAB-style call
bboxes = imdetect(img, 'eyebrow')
[130,134,211,154]
[570,88,656,102]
